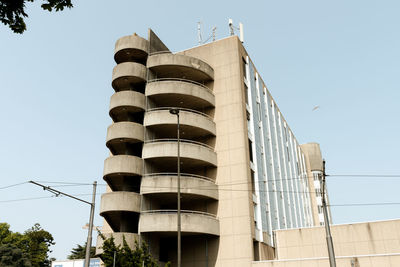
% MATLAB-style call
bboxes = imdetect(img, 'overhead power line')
[1,193,400,208]
[0,182,28,190]
[0,192,101,203]
[328,174,400,178]
[3,173,400,192]
[34,181,93,185]
[329,202,400,207]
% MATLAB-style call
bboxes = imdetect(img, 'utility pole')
[85,181,97,267]
[321,161,336,267]
[29,181,97,267]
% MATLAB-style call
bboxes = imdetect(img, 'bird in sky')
[312,105,320,111]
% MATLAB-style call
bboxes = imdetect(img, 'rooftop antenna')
[212,26,217,41]
[202,26,217,44]
[197,21,203,45]
[228,19,244,43]
[239,22,244,43]
[229,19,234,35]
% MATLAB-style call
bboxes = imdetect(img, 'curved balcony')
[140,210,219,236]
[142,139,217,169]
[96,232,139,254]
[100,192,141,214]
[141,173,218,200]
[103,155,143,191]
[139,210,219,236]
[144,108,215,139]
[114,34,149,64]
[146,79,215,109]
[100,192,141,233]
[106,122,144,155]
[147,54,214,82]
[109,91,145,122]
[112,62,147,91]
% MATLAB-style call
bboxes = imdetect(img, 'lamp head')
[169,108,179,115]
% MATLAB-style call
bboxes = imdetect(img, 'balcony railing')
[146,107,213,120]
[143,172,214,183]
[148,51,172,56]
[147,78,212,93]
[141,209,217,218]
[144,138,214,151]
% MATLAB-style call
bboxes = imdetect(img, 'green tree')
[99,234,160,267]
[0,0,73,34]
[24,224,55,267]
[0,222,55,267]
[0,243,31,267]
[68,242,96,260]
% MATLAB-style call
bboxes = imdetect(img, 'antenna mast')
[197,21,203,45]
[229,19,234,35]
[228,18,244,43]
[212,26,217,41]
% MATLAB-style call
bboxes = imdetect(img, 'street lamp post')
[169,108,181,267]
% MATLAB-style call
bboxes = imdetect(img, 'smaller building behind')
[253,219,400,267]
[51,258,101,267]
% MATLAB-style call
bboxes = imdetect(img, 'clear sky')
[1,0,399,260]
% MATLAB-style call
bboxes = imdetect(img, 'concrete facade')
[97,30,330,267]
[253,219,400,267]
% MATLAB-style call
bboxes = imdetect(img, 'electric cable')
[0,182,28,190]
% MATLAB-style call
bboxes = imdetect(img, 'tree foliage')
[0,243,32,267]
[0,0,73,33]
[0,223,55,267]
[67,242,96,260]
[99,234,162,267]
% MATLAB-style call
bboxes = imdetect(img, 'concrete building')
[51,258,101,267]
[253,219,400,267]
[96,29,330,267]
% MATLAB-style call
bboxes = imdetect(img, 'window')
[248,139,253,163]
[242,57,247,79]
[318,206,323,214]
[251,170,256,193]
[286,146,290,162]
[244,82,249,104]
[257,103,262,122]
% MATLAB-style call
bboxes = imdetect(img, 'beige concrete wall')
[103,155,143,177]
[109,91,145,113]
[301,143,323,172]
[300,143,322,226]
[181,36,255,267]
[100,191,141,213]
[252,254,400,267]
[251,219,400,266]
[139,212,219,236]
[145,80,215,107]
[106,121,144,143]
[271,219,400,261]
[142,141,217,166]
[112,62,147,89]
[144,109,216,136]
[114,34,149,55]
[141,175,218,200]
[147,53,214,80]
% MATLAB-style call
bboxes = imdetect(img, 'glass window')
[251,170,256,193]
[242,57,247,79]
[244,82,249,104]
[248,139,254,162]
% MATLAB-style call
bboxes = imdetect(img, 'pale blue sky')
[1,0,399,259]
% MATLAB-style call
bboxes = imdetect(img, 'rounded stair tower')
[98,34,149,252]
